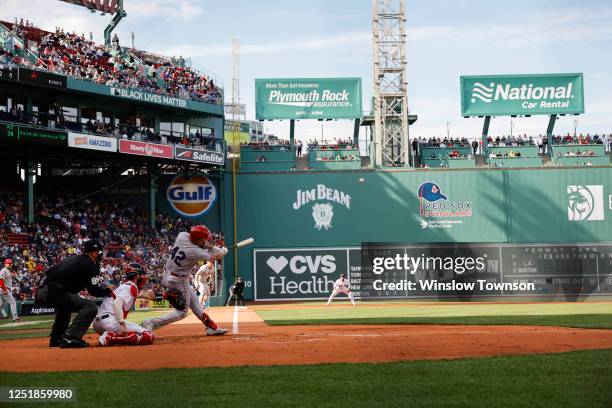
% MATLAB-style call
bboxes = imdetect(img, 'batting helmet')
[190,225,211,242]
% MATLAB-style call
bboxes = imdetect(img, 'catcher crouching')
[94,262,156,346]
[142,225,228,336]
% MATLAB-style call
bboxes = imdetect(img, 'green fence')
[227,167,612,300]
[240,147,295,172]
[420,147,472,159]
[422,158,476,168]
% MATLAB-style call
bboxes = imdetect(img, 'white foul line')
[232,304,239,334]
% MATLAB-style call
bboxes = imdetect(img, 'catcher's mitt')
[164,288,186,310]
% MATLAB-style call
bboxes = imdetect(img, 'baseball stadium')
[0,1,611,407]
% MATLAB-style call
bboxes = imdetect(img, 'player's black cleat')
[59,336,88,348]
[49,337,63,347]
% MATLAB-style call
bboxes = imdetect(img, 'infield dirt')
[2,305,612,373]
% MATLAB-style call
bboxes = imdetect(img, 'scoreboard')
[253,243,612,301]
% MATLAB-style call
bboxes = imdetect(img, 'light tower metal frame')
[372,0,410,167]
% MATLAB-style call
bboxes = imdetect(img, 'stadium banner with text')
[19,67,67,89]
[460,73,584,116]
[255,77,362,120]
[68,132,118,152]
[0,123,67,145]
[118,139,174,159]
[66,78,224,116]
[175,146,225,165]
[253,243,612,301]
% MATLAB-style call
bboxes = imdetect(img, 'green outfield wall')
[225,167,612,300]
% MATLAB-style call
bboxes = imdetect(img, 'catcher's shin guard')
[202,312,218,330]
[105,332,139,346]
[102,331,154,346]
[139,331,155,345]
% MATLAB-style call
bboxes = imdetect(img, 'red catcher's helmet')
[125,262,148,290]
[190,225,211,242]
[4,259,12,266]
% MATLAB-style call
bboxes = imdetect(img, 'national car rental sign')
[460,73,584,117]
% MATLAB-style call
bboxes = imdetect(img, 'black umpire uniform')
[232,277,245,306]
[44,241,112,348]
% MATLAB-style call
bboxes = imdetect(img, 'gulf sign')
[167,175,217,217]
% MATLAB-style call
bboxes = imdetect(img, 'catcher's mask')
[125,262,148,290]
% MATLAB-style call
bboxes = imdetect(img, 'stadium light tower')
[372,0,410,167]
[58,0,127,45]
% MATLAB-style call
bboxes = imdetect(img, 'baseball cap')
[418,182,447,202]
[83,240,103,253]
[4,259,12,266]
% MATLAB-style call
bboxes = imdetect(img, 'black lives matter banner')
[253,243,612,300]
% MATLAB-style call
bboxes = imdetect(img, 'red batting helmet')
[190,225,211,242]
[4,259,12,266]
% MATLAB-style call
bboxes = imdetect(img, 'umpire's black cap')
[83,240,103,253]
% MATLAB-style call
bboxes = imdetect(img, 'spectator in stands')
[471,140,478,155]
[297,140,303,157]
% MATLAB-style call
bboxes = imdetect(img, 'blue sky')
[2,0,611,141]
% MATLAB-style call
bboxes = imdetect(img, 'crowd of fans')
[555,149,597,158]
[1,18,222,104]
[0,191,223,302]
[0,103,222,151]
[239,140,292,151]
[307,139,357,150]
[489,150,524,159]
[314,153,358,162]
[552,133,608,146]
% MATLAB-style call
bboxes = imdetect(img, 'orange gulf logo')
[167,175,217,217]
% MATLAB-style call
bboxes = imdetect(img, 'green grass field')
[1,349,610,408]
[254,302,612,329]
[2,302,611,407]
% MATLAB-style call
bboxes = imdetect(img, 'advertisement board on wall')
[460,73,584,117]
[68,132,118,152]
[255,78,362,120]
[118,139,174,159]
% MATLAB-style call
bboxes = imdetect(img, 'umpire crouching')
[42,241,113,348]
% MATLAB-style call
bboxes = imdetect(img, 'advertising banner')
[118,139,174,159]
[254,247,355,300]
[175,146,225,165]
[253,242,612,301]
[68,132,118,152]
[19,67,67,89]
[0,123,67,145]
[67,78,224,116]
[255,77,362,120]
[460,73,584,117]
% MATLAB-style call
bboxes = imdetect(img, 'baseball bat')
[230,237,255,249]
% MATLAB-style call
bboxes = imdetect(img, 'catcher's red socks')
[202,313,218,330]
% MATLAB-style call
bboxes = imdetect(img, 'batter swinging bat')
[229,237,255,249]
